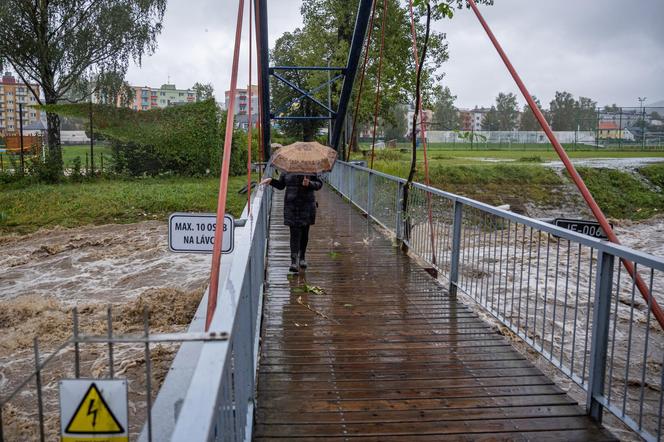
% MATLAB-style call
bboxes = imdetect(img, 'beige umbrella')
[270,141,338,174]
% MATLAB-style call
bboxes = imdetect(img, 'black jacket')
[270,173,323,226]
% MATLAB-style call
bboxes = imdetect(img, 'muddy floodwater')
[0,221,210,440]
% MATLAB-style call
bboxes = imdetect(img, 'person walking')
[261,173,323,273]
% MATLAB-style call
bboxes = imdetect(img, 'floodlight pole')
[18,103,25,175]
[89,100,94,175]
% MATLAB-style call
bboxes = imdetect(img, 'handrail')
[328,160,664,442]
[148,169,272,441]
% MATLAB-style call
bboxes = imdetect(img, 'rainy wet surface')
[253,186,616,441]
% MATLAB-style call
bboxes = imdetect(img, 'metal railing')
[0,306,227,442]
[0,172,272,441]
[328,160,664,442]
[165,172,272,441]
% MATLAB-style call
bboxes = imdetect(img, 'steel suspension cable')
[206,0,245,331]
[466,0,664,330]
[369,0,388,170]
[346,0,378,162]
[408,0,437,266]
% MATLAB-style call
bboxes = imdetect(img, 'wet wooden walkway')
[254,186,615,441]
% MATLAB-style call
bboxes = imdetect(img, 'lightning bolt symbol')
[86,398,98,428]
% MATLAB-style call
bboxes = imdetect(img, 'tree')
[481,106,500,131]
[271,29,330,141]
[495,92,518,130]
[604,104,620,113]
[193,82,215,101]
[549,91,577,131]
[519,95,545,131]
[296,0,479,145]
[431,86,459,130]
[383,104,408,140]
[0,0,166,178]
[576,96,598,130]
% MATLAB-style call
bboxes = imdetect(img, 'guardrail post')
[395,181,404,240]
[449,200,463,298]
[367,171,373,217]
[349,165,354,205]
[587,251,615,423]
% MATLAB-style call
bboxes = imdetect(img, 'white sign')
[168,213,234,254]
[59,379,128,442]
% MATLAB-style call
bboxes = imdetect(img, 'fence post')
[449,200,463,298]
[349,165,354,205]
[366,171,373,217]
[587,251,615,422]
[395,181,403,240]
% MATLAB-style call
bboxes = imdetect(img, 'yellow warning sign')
[59,380,129,442]
[66,383,124,434]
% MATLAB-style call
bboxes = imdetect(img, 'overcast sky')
[125,0,664,109]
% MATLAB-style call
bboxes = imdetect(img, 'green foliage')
[481,106,500,130]
[383,105,408,140]
[292,0,454,141]
[549,91,598,131]
[495,92,518,131]
[576,167,664,220]
[70,157,84,182]
[431,86,459,130]
[374,149,403,161]
[43,100,254,177]
[519,96,545,131]
[192,82,215,101]
[640,163,664,188]
[0,0,166,171]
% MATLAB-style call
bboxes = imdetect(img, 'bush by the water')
[577,167,664,220]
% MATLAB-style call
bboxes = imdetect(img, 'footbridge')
[151,161,663,441]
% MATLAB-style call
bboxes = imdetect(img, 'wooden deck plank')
[254,186,615,441]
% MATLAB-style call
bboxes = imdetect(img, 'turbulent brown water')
[0,221,210,440]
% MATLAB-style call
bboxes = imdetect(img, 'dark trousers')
[289,225,310,257]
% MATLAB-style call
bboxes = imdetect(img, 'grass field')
[0,176,251,235]
[0,144,113,172]
[361,141,664,152]
[358,146,664,220]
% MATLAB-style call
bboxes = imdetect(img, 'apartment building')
[225,85,259,116]
[126,83,197,111]
[0,72,41,137]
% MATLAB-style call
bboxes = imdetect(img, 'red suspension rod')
[466,0,664,330]
[247,0,254,215]
[206,0,245,331]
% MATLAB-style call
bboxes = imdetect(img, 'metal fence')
[0,306,228,441]
[328,160,664,442]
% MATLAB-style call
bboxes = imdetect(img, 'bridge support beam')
[256,0,271,161]
[330,0,373,151]
[587,251,614,422]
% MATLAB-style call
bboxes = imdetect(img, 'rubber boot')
[299,252,308,269]
[289,254,299,273]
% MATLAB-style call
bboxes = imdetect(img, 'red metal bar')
[247,0,254,215]
[369,0,387,170]
[408,0,437,266]
[466,0,664,330]
[206,0,245,331]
